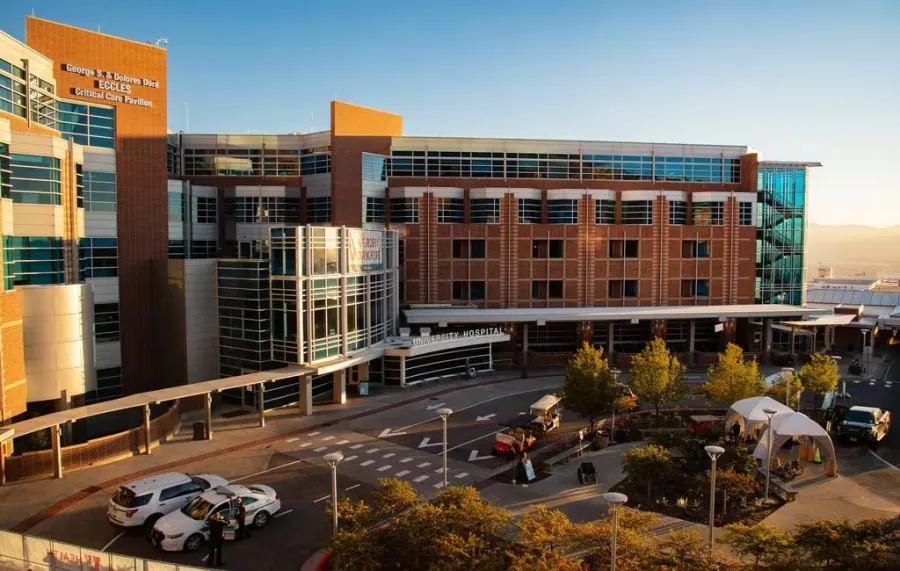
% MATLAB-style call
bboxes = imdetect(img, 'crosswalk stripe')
[350,444,364,449]
[377,465,392,472]
[314,446,328,452]
[433,482,445,489]
[414,475,429,482]
[308,432,321,437]
[382,453,396,458]
[400,458,413,464]
[455,472,469,479]
[367,448,380,454]
[417,462,431,468]
[322,436,335,441]
[360,460,374,466]
[395,470,410,477]
[298,442,311,448]
[286,437,299,443]
[344,456,358,462]
[434,468,444,474]
[336,440,350,445]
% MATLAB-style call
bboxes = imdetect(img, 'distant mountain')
[807,223,900,274]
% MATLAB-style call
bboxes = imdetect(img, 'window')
[85,367,122,403]
[470,198,500,224]
[190,241,218,259]
[681,240,710,258]
[739,202,754,226]
[693,201,723,226]
[0,59,28,119]
[0,143,10,199]
[84,171,116,212]
[608,279,638,298]
[78,238,118,279]
[621,200,653,224]
[306,196,331,223]
[389,197,419,223]
[518,198,541,224]
[57,102,116,148]
[595,199,616,224]
[228,196,301,224]
[681,279,710,297]
[452,281,486,301]
[169,240,185,259]
[2,236,64,290]
[532,280,564,299]
[10,154,61,205]
[300,153,331,175]
[168,192,183,222]
[654,156,741,184]
[94,302,120,342]
[669,200,688,225]
[453,239,485,259]
[532,239,564,259]
[193,196,216,224]
[365,196,386,223]
[437,198,463,223]
[609,239,639,258]
[547,199,578,224]
[75,165,84,208]
[362,153,387,182]
[311,278,342,360]
[398,239,405,265]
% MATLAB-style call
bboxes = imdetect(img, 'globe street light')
[603,492,628,571]
[762,408,778,504]
[704,445,725,549]
[610,368,622,444]
[324,452,344,536]
[437,408,453,488]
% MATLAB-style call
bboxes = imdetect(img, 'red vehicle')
[492,416,538,456]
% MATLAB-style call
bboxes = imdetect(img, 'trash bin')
[193,422,207,441]
[594,430,609,450]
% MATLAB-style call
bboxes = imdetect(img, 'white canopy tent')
[753,411,837,473]
[725,396,793,438]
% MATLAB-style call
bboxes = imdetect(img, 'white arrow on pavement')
[468,450,494,462]
[476,413,497,422]
[419,437,445,449]
[379,428,407,438]
[426,402,447,411]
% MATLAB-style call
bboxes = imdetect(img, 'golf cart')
[529,394,563,436]
[493,416,538,456]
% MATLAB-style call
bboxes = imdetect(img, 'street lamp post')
[610,368,622,444]
[705,445,725,550]
[437,408,453,488]
[860,329,870,371]
[603,492,628,571]
[324,452,344,536]
[781,367,795,409]
[762,408,778,504]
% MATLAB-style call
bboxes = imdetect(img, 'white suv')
[107,472,228,530]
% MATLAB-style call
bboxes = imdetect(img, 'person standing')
[236,497,251,540]
[207,512,227,566]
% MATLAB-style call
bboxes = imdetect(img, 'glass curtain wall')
[756,165,807,305]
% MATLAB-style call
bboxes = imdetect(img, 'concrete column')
[688,320,696,366]
[521,323,529,379]
[399,357,406,387]
[358,361,369,382]
[257,384,266,428]
[608,322,615,363]
[332,370,346,404]
[204,393,213,440]
[51,424,63,479]
[143,404,152,455]
[0,442,6,485]
[298,375,313,416]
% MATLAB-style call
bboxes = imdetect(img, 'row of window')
[84,171,116,212]
[180,151,330,177]
[9,154,61,205]
[78,238,118,279]
[2,236,64,290]
[95,302,120,343]
[57,102,116,149]
[447,238,712,260]
[84,367,123,404]
[449,278,712,301]
[168,240,218,259]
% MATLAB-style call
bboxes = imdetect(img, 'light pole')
[610,368,622,444]
[860,329,870,371]
[705,445,725,550]
[762,408,777,504]
[437,408,453,488]
[603,492,628,571]
[324,452,344,536]
[781,367,795,409]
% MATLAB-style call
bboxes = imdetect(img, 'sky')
[1,0,898,227]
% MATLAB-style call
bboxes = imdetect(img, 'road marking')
[314,446,328,452]
[468,450,495,462]
[426,402,447,411]
[345,484,361,491]
[455,472,469,479]
[869,381,876,386]
[308,431,321,436]
[377,465,392,472]
[446,430,504,454]
[350,444,365,449]
[322,436,335,441]
[379,428,408,438]
[286,437,300,443]
[434,468,444,474]
[414,475,429,483]
[854,380,861,384]
[400,457,413,463]
[434,482,445,489]
[336,440,350,445]
[476,413,497,422]
[344,455,358,462]
[418,437,444,449]
[233,458,307,482]
[313,495,330,503]
[367,448,380,454]
[869,450,900,472]
[417,462,431,468]
[274,509,294,518]
[884,360,894,382]
[395,470,411,477]
[101,531,125,552]
[360,460,375,466]
[382,452,396,458]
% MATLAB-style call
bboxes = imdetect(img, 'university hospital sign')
[63,64,158,108]
[412,327,505,347]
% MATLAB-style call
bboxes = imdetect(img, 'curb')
[10,372,562,533]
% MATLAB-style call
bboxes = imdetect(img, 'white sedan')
[150,484,281,552]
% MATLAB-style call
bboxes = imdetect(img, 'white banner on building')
[348,229,383,273]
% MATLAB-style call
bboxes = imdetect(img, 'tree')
[561,342,618,432]
[326,496,375,532]
[329,529,385,571]
[765,371,803,409]
[794,518,854,567]
[629,337,687,421]
[723,522,795,570]
[658,528,707,570]
[516,506,576,552]
[621,444,672,502]
[703,343,766,405]
[799,353,840,415]
[714,468,758,516]
[370,477,419,520]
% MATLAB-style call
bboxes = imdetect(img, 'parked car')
[107,472,228,530]
[836,406,891,444]
[150,484,281,552]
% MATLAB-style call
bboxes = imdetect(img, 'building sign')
[63,64,158,107]
[348,229,383,273]
[412,327,504,347]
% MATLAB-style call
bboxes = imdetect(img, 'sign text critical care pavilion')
[63,64,158,108]
[412,327,504,347]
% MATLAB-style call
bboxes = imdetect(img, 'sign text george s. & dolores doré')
[63,64,158,108]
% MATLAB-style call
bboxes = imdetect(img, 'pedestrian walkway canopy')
[781,314,857,327]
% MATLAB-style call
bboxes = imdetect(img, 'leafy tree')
[370,477,419,520]
[516,506,576,552]
[723,522,795,570]
[329,529,385,571]
[714,468,758,516]
[573,508,661,570]
[799,353,840,414]
[507,549,583,571]
[703,343,766,405]
[561,342,619,432]
[326,496,375,532]
[629,337,687,421]
[658,528,707,570]
[621,444,672,502]
[794,518,854,567]
[765,370,803,409]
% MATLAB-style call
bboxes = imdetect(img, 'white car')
[107,472,228,530]
[150,484,281,552]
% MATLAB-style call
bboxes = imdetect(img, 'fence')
[0,530,208,571]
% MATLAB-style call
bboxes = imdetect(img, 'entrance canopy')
[781,314,857,327]
[753,411,836,467]
[725,396,793,436]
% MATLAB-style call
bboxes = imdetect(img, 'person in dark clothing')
[207,512,227,566]
[236,497,251,540]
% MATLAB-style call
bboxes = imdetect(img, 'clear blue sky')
[2,0,898,226]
